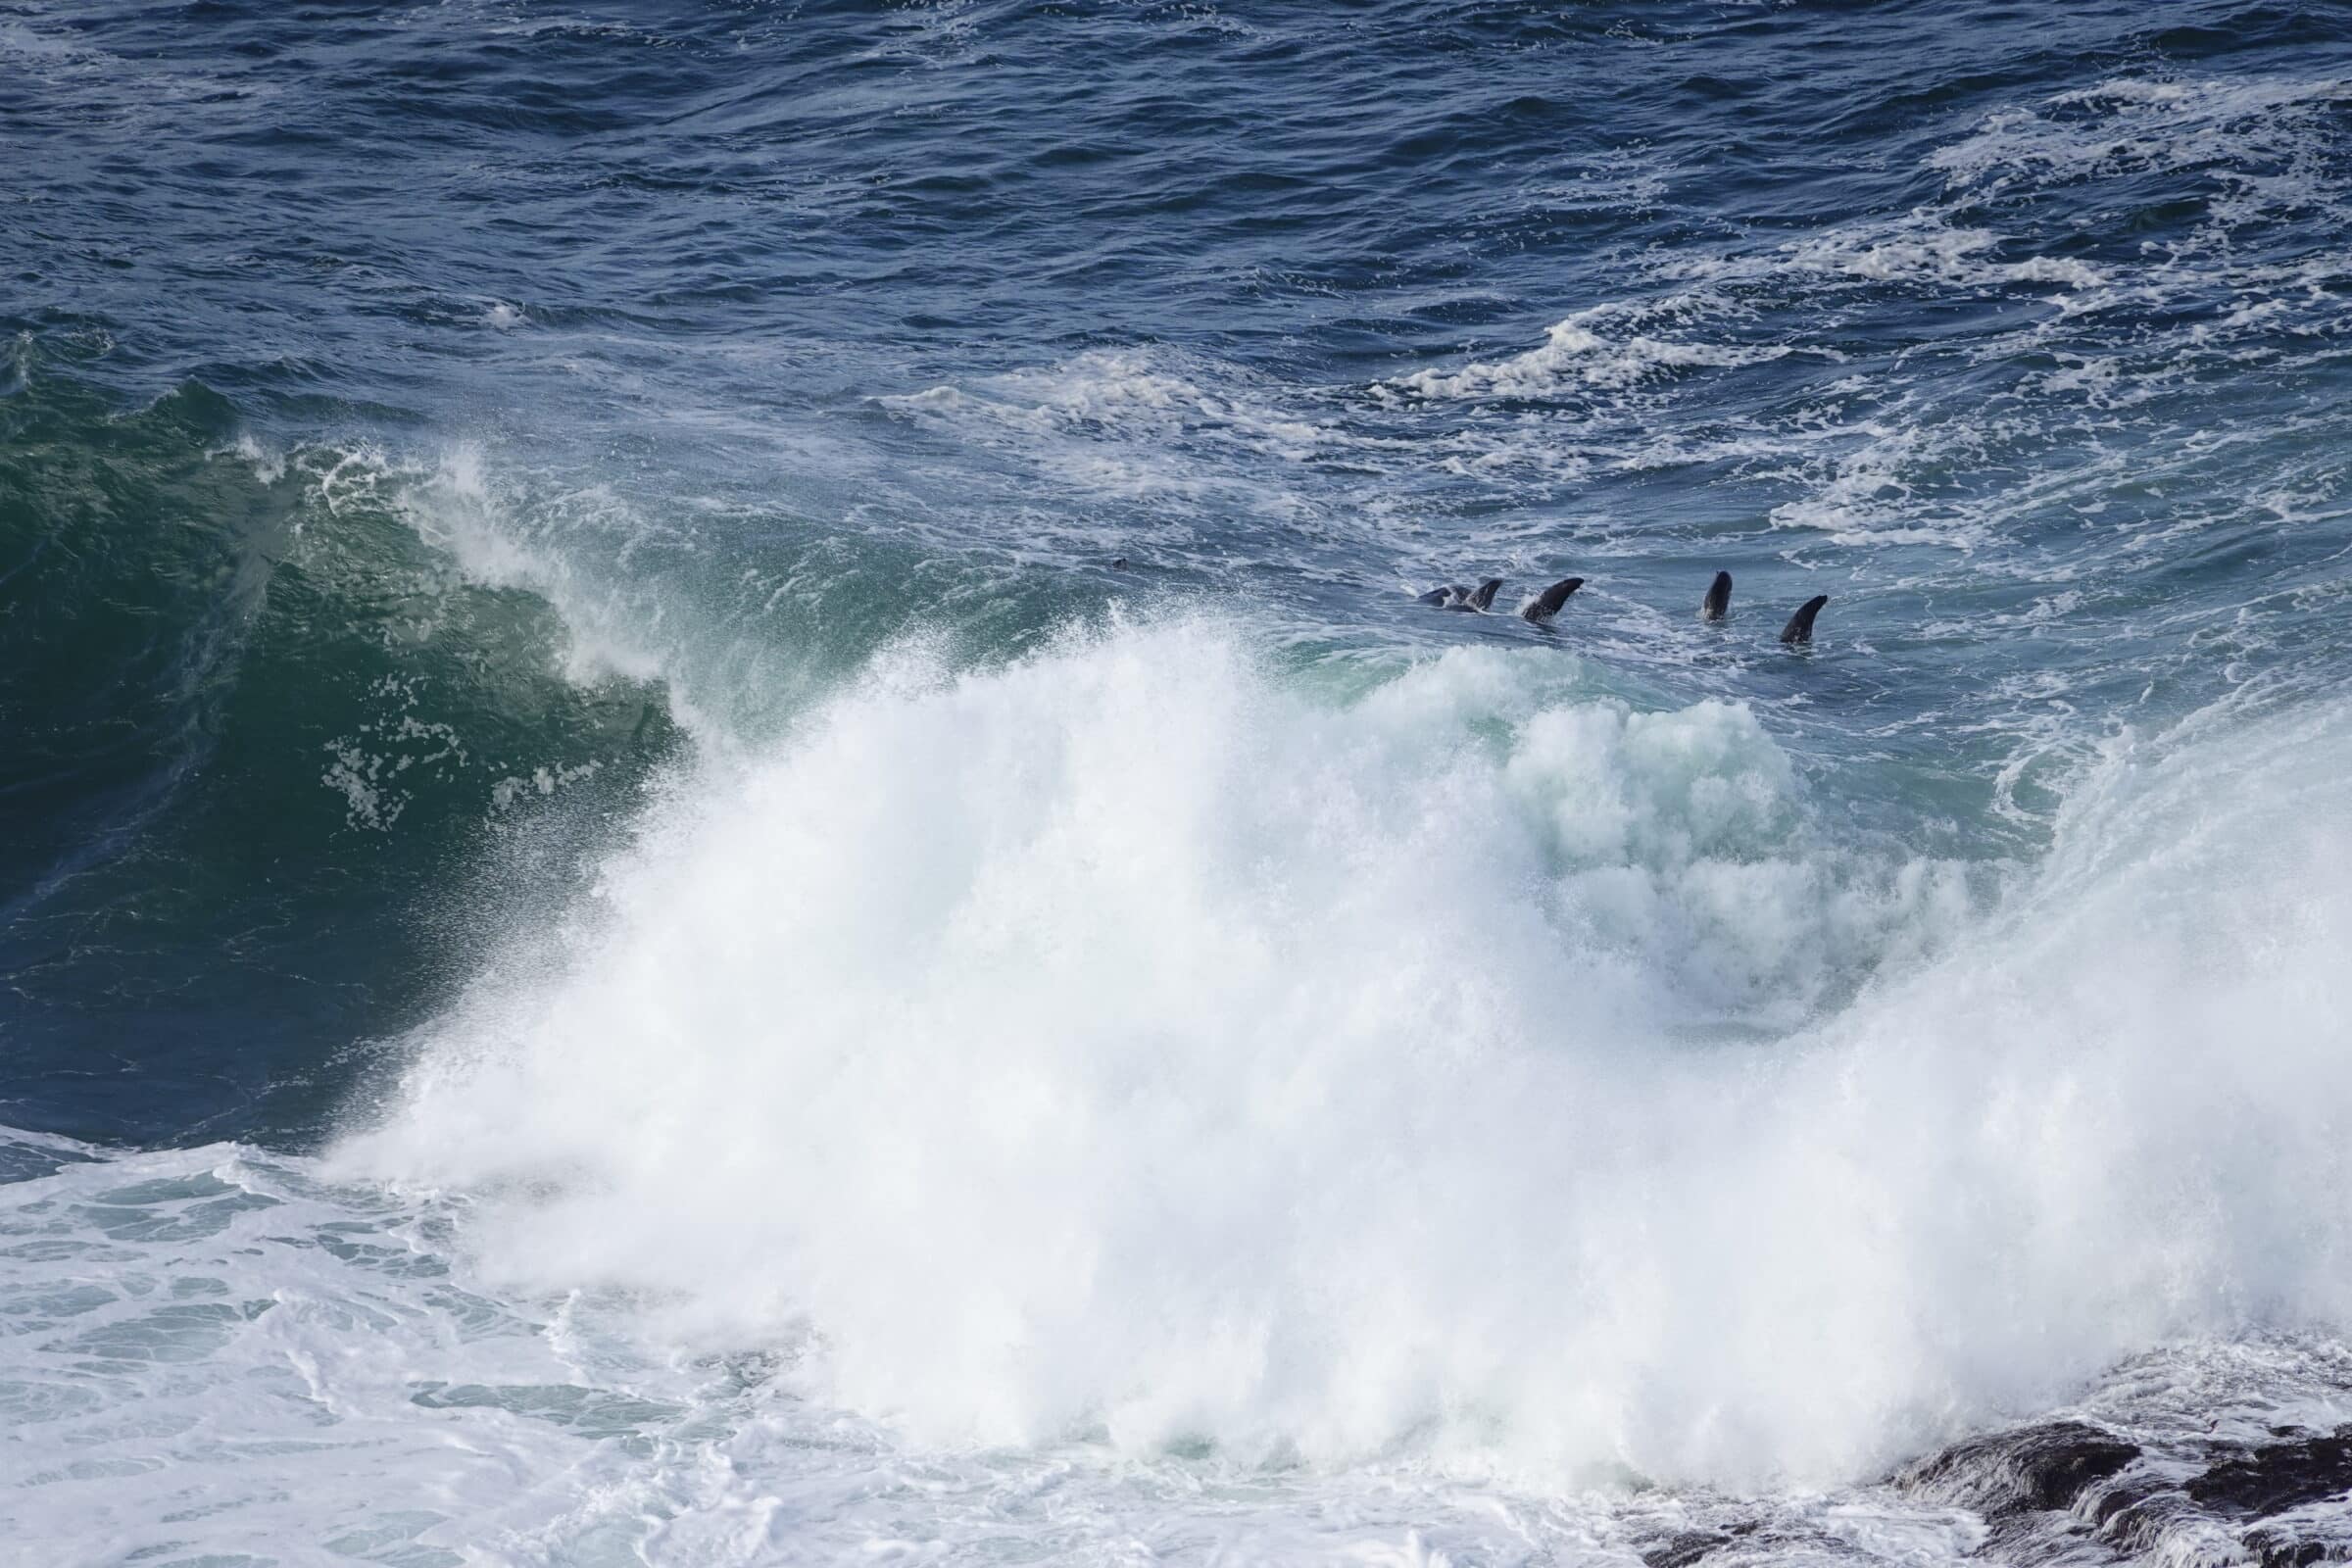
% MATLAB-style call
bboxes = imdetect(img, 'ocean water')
[8,1,2352,1562]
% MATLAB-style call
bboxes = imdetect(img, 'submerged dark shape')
[1415,585,1464,606]
[1780,594,1829,644]
[1702,570,1732,621]
[1520,576,1585,622]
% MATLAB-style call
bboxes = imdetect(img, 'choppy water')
[9,2,2352,1563]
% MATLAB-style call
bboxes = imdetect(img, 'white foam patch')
[397,444,676,692]
[0,1123,2010,1566]
[321,613,2352,1488]
[1931,74,2352,206]
[1782,220,2108,292]
[882,346,1365,518]
[1386,70,2352,520]
[339,616,1979,1486]
[1388,304,1803,402]
[0,1138,654,1565]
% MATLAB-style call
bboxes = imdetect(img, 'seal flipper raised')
[1779,594,1829,644]
[1520,576,1586,622]
[1445,576,1504,612]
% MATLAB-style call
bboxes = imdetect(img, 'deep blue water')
[10,0,2351,1146]
[10,3,2352,1562]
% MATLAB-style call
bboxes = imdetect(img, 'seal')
[1780,594,1829,644]
[1520,577,1586,622]
[1417,578,1504,611]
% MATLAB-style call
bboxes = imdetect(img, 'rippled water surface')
[8,3,2352,1563]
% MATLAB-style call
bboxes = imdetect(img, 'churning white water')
[13,612,2352,1562]
[325,613,2352,1492]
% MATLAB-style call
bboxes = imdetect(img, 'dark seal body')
[1780,594,1829,644]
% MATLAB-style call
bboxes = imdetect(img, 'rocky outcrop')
[1897,1419,2141,1518]
[1891,1419,2352,1565]
[2186,1428,2352,1520]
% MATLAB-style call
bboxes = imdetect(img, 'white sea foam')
[883,346,1365,521]
[1931,75,2352,204]
[1781,219,2109,293]
[0,1125,1995,1566]
[395,444,679,694]
[1390,304,1800,402]
[307,609,2352,1496]
[1391,70,2352,509]
[236,437,768,742]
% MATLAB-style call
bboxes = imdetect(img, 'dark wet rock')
[1634,1520,1762,1568]
[2086,1474,2170,1533]
[1890,1414,2352,1566]
[2090,1484,2205,1557]
[1641,1530,1728,1568]
[2082,1428,2352,1566]
[2185,1427,2352,1519]
[2242,1524,2350,1568]
[1898,1419,2142,1518]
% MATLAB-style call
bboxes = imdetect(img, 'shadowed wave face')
[8,2,2352,1563]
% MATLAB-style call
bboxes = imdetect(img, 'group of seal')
[1418,567,1830,644]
